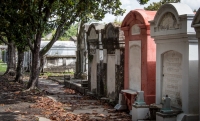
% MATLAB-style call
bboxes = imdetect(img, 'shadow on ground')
[0,112,17,121]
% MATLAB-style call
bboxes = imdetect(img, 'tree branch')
[0,36,9,45]
[28,38,34,51]
[39,9,81,57]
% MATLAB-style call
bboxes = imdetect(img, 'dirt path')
[0,76,131,121]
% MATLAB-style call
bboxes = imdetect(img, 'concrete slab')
[38,117,51,121]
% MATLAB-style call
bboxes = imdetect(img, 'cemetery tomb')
[150,3,198,120]
[129,41,141,91]
[37,41,76,73]
[75,23,89,79]
[86,23,104,94]
[192,7,200,120]
[101,23,125,101]
[121,9,156,110]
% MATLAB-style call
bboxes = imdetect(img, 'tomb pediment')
[131,24,141,35]
[104,23,119,39]
[88,27,98,40]
[156,12,179,31]
[121,10,155,29]
[150,3,194,37]
[102,23,122,51]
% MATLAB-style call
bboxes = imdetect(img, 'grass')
[0,62,7,73]
[41,71,74,77]
[0,61,74,77]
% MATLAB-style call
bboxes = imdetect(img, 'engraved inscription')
[129,43,141,91]
[162,50,182,109]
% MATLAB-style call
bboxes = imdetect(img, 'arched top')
[103,23,119,39]
[101,22,124,51]
[87,24,99,40]
[162,50,182,57]
[192,8,200,27]
[162,50,182,67]
[152,3,193,27]
[121,9,156,28]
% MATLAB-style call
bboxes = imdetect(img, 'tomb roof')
[150,3,193,25]
[40,41,76,48]
[192,8,200,27]
[121,9,156,28]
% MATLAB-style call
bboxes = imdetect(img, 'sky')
[101,0,200,23]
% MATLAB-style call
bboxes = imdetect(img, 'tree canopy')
[144,0,180,10]
[60,24,78,41]
[138,0,180,5]
[0,0,126,89]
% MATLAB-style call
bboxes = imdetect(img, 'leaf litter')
[0,76,131,121]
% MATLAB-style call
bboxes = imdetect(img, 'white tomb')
[87,24,104,94]
[149,3,199,120]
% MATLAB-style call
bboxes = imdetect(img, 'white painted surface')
[150,3,198,115]
[162,50,182,109]
[132,106,149,121]
[156,114,176,121]
[129,41,141,91]
[107,55,115,99]
[91,54,97,93]
[154,39,198,113]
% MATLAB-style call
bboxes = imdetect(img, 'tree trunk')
[4,40,16,76]
[27,34,41,89]
[14,48,24,83]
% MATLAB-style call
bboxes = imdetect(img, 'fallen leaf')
[14,111,20,113]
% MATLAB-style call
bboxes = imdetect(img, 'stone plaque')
[131,24,141,35]
[162,50,182,109]
[107,55,116,99]
[91,54,97,93]
[129,41,141,91]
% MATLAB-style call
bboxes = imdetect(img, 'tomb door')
[162,50,182,109]
[129,41,141,91]
[91,54,97,93]
[107,54,115,99]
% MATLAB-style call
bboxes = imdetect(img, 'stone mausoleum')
[86,23,104,95]
[150,3,199,121]
[101,23,125,101]
[121,9,156,111]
